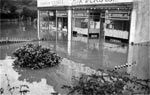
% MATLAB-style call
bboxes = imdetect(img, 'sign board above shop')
[71,0,133,5]
[37,0,133,7]
[73,10,89,17]
[105,10,130,20]
[56,11,67,17]
[37,0,72,7]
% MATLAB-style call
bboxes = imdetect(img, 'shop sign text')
[38,0,71,7]
[73,11,88,17]
[56,11,67,17]
[106,13,130,20]
[72,0,133,5]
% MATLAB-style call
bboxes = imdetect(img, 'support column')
[87,10,90,39]
[129,8,136,44]
[37,10,40,40]
[68,7,72,41]
[56,10,58,41]
[67,7,72,56]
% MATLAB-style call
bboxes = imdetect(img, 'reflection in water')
[1,41,149,74]
[0,41,149,94]
[0,22,149,94]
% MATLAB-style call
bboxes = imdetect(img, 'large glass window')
[106,20,130,31]
[39,10,56,40]
[75,18,88,28]
[73,10,89,35]
[104,10,130,40]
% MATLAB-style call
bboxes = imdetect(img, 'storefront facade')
[37,0,149,43]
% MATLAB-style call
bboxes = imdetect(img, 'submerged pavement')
[0,40,149,94]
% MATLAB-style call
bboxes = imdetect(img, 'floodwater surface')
[0,22,149,95]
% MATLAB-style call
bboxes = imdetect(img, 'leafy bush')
[62,69,150,95]
[13,43,62,69]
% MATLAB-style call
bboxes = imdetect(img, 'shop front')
[56,10,68,40]
[38,10,56,40]
[72,5,132,42]
[72,9,103,39]
[37,0,134,43]
[104,10,130,43]
[37,0,71,40]
[72,10,89,36]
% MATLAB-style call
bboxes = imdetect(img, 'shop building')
[37,0,150,43]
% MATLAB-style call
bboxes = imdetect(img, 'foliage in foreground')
[13,43,62,69]
[62,69,150,95]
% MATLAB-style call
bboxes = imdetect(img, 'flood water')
[0,22,150,95]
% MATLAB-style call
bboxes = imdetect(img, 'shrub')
[13,43,62,69]
[62,69,150,95]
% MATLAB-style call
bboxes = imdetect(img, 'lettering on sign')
[51,0,63,6]
[38,0,69,7]
[40,11,48,16]
[73,11,88,17]
[56,11,67,17]
[107,13,130,19]
[72,0,115,5]
[38,0,133,7]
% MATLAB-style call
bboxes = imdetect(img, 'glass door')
[89,10,101,39]
[57,17,68,40]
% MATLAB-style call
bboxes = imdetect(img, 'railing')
[0,37,35,44]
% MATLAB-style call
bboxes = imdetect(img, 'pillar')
[37,10,40,40]
[67,7,72,55]
[56,10,58,40]
[68,7,72,41]
[129,8,136,44]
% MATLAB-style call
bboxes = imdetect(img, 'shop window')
[75,18,88,28]
[104,10,130,40]
[106,20,130,31]
[40,11,56,31]
[39,11,56,40]
[73,10,89,35]
[105,20,130,40]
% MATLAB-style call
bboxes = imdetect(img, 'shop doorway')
[89,10,101,39]
[57,17,67,32]
[88,10,105,40]
[57,17,68,40]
